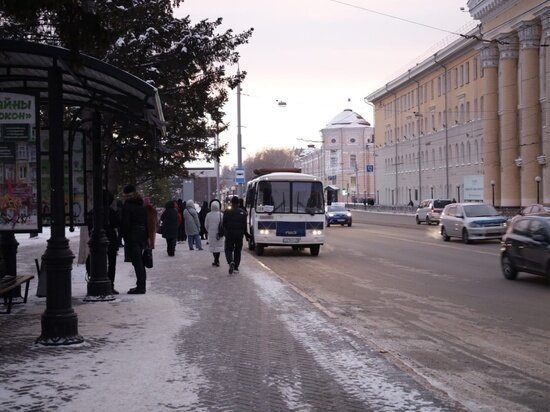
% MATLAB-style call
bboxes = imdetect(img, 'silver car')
[415,198,453,225]
[440,202,507,244]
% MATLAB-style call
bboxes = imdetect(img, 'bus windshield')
[256,181,324,214]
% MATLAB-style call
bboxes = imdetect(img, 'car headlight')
[346,212,352,217]
[469,221,482,227]
[327,213,335,217]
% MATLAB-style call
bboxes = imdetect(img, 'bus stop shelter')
[0,39,165,345]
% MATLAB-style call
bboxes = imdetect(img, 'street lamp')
[535,176,541,204]
[430,185,434,198]
[490,179,495,206]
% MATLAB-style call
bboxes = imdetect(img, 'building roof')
[324,109,371,129]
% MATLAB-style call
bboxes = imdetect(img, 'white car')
[440,202,507,244]
[415,198,453,225]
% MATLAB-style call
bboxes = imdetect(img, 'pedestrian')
[120,184,149,294]
[205,199,224,266]
[177,199,186,243]
[85,190,121,294]
[198,200,209,240]
[184,199,203,250]
[144,197,159,249]
[223,196,250,275]
[159,200,179,256]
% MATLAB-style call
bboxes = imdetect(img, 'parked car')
[440,202,507,243]
[500,216,550,281]
[325,204,352,227]
[415,198,453,225]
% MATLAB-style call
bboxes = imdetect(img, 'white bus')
[244,171,325,256]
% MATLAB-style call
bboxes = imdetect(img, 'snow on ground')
[3,228,207,412]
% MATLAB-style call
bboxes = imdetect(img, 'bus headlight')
[311,229,323,236]
[259,229,270,235]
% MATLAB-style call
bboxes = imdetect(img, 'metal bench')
[0,275,35,314]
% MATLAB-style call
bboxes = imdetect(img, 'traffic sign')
[235,167,245,184]
[366,164,374,173]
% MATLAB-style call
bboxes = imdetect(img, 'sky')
[176,0,476,168]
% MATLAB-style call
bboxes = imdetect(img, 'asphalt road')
[251,211,550,412]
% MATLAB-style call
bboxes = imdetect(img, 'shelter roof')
[0,39,164,131]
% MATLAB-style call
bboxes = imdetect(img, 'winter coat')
[205,201,224,253]
[223,203,248,239]
[183,200,200,236]
[145,204,158,249]
[160,201,179,240]
[121,192,148,245]
[198,201,209,237]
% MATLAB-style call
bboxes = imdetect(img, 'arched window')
[455,144,459,165]
[467,141,471,163]
[461,142,465,164]
[432,148,436,169]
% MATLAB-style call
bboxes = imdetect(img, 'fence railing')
[344,203,521,219]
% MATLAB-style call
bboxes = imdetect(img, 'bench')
[0,275,34,314]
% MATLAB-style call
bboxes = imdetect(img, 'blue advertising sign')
[366,164,374,173]
[235,167,245,184]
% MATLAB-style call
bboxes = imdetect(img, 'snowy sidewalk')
[0,233,461,411]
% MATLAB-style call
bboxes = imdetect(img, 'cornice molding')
[467,0,512,21]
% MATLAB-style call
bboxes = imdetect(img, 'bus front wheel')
[310,245,320,256]
[255,243,265,256]
[248,235,255,250]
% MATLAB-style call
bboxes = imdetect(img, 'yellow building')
[366,0,549,207]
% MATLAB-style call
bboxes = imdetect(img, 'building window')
[349,138,356,144]
[18,165,27,179]
[331,138,336,144]
[473,57,478,80]
[465,61,470,83]
[454,68,458,88]
[350,154,357,170]
[17,144,27,159]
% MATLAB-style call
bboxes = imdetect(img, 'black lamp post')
[491,180,495,206]
[535,176,541,204]
[457,185,461,203]
[430,185,434,198]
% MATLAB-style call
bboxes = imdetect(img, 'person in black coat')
[160,200,179,256]
[85,190,120,294]
[120,185,149,294]
[223,196,250,275]
[198,200,209,240]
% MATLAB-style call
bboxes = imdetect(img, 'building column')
[539,10,550,205]
[517,22,542,205]
[480,44,499,203]
[498,34,520,207]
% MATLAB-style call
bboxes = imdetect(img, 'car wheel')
[348,221,352,227]
[326,221,330,227]
[441,226,450,241]
[255,243,264,256]
[416,216,421,224]
[462,229,471,244]
[501,254,518,280]
[248,234,255,250]
[426,216,431,225]
[310,245,320,256]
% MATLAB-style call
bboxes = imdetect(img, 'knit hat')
[123,184,136,194]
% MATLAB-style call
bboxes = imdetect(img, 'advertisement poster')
[40,130,87,226]
[0,92,39,232]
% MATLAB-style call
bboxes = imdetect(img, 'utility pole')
[236,66,243,197]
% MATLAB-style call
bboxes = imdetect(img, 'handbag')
[216,214,225,240]
[142,248,153,268]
